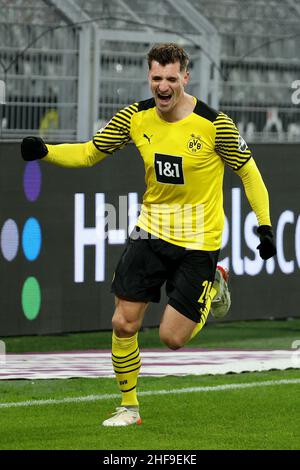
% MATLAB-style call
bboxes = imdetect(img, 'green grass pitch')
[0,320,299,450]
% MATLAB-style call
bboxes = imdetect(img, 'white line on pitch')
[0,378,299,409]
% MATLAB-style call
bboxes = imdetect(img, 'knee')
[112,313,139,337]
[112,298,146,337]
[112,302,140,337]
[159,330,185,351]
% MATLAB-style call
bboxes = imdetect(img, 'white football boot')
[102,407,142,427]
[210,265,231,319]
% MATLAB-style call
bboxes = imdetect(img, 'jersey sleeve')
[44,141,107,168]
[93,103,139,154]
[214,112,252,170]
[236,158,271,226]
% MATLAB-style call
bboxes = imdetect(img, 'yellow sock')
[189,286,218,340]
[111,331,141,407]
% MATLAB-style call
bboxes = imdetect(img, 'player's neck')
[157,93,195,123]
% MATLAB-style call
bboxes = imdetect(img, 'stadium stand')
[0,0,300,142]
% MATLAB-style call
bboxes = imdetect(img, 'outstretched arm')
[21,102,139,167]
[21,136,108,167]
[44,141,108,167]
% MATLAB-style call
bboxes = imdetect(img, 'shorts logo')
[187,134,202,154]
[238,135,248,152]
[154,154,184,185]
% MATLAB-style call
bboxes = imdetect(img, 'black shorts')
[111,228,220,323]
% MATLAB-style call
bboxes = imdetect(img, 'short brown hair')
[147,43,189,71]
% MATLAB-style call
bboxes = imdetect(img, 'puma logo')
[143,133,153,144]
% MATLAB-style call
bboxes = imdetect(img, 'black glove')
[256,225,277,260]
[21,136,48,161]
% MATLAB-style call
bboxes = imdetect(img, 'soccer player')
[21,43,276,427]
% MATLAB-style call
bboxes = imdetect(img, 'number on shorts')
[197,280,212,303]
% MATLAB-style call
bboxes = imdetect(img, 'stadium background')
[0,0,299,335]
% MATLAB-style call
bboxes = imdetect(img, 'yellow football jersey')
[93,97,252,250]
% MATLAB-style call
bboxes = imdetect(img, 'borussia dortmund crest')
[187,134,202,154]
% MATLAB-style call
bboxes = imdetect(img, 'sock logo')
[119,380,128,385]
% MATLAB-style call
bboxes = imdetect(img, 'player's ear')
[183,70,190,86]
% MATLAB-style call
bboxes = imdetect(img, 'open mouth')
[157,93,172,103]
